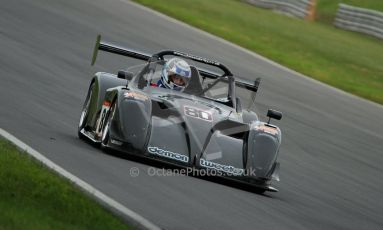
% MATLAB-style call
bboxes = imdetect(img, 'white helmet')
[160,58,191,91]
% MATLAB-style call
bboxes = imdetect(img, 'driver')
[156,58,192,91]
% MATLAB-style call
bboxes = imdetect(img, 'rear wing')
[91,35,260,93]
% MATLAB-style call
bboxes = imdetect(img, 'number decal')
[184,106,213,122]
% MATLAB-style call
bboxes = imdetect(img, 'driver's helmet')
[160,58,191,91]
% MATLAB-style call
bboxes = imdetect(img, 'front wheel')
[78,84,94,139]
[101,100,116,150]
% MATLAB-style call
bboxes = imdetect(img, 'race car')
[78,35,283,193]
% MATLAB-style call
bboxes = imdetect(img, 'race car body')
[78,35,283,193]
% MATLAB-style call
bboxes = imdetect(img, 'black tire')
[78,84,94,139]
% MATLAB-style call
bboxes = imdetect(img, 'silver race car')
[78,35,283,193]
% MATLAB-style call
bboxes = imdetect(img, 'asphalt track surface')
[1,0,383,229]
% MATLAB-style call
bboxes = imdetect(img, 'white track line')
[123,0,383,109]
[0,128,161,230]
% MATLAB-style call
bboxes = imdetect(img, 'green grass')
[316,0,383,24]
[132,0,383,104]
[0,138,134,230]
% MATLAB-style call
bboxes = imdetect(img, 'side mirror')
[267,109,282,124]
[117,70,134,81]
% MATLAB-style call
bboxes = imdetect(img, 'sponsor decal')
[184,106,213,122]
[199,159,244,176]
[173,51,221,66]
[148,146,189,163]
[255,125,278,135]
[124,92,148,101]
